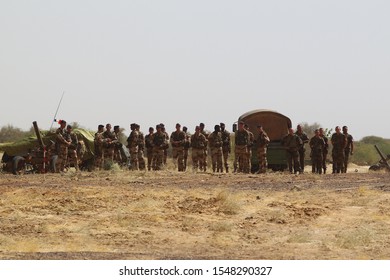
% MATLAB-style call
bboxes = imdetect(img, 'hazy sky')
[1,0,389,140]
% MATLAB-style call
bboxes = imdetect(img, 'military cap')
[98,124,104,129]
[114,125,119,130]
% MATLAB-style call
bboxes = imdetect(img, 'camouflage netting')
[0,128,95,159]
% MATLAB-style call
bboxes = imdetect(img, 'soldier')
[234,121,250,173]
[55,120,71,172]
[136,124,146,170]
[170,123,186,172]
[182,126,191,171]
[220,123,231,173]
[152,124,168,170]
[244,124,254,173]
[319,128,329,174]
[113,125,122,164]
[309,129,326,174]
[331,126,347,174]
[66,125,79,171]
[199,123,209,171]
[256,125,270,174]
[94,124,105,170]
[191,126,208,172]
[127,123,139,170]
[208,125,223,172]
[295,124,309,172]
[282,128,303,174]
[160,124,169,165]
[102,123,117,164]
[145,127,154,171]
[342,126,354,173]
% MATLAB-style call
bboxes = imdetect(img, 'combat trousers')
[234,145,249,173]
[172,146,185,172]
[257,148,267,173]
[286,150,301,174]
[210,147,223,172]
[192,148,205,172]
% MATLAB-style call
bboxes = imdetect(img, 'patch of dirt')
[1,169,390,260]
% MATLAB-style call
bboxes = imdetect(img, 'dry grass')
[0,169,390,260]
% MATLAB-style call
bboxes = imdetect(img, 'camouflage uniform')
[309,133,325,174]
[94,126,104,170]
[208,128,223,173]
[343,131,354,173]
[282,132,303,174]
[55,124,70,172]
[113,126,122,164]
[170,126,186,172]
[182,127,191,171]
[145,128,154,171]
[152,127,168,170]
[66,127,79,171]
[246,127,254,173]
[136,125,146,170]
[319,130,329,174]
[220,124,231,173]
[331,129,347,173]
[127,124,139,170]
[295,129,309,172]
[256,129,270,173]
[234,125,250,173]
[199,124,209,172]
[102,125,117,164]
[191,128,207,172]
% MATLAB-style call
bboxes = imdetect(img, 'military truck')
[234,109,292,172]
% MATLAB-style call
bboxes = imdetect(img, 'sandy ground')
[1,164,390,260]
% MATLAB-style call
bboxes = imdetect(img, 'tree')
[0,125,31,143]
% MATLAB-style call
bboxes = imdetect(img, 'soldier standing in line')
[319,128,329,174]
[94,124,105,170]
[309,129,326,174]
[113,125,122,164]
[152,124,168,170]
[102,123,117,164]
[135,124,146,170]
[66,124,79,171]
[244,124,254,173]
[191,126,208,172]
[220,123,231,173]
[145,127,154,171]
[182,126,191,171]
[208,125,223,172]
[256,125,270,174]
[170,123,186,172]
[55,120,71,172]
[282,128,303,174]
[199,123,209,172]
[234,121,250,173]
[331,126,347,174]
[295,124,309,173]
[160,124,169,166]
[127,123,139,170]
[342,126,354,173]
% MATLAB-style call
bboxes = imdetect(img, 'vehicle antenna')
[50,91,65,131]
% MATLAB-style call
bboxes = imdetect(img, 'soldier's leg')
[183,149,188,171]
[222,149,229,173]
[217,150,223,172]
[343,150,349,173]
[177,149,184,172]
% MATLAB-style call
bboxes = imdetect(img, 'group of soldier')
[54,120,85,172]
[93,122,232,173]
[281,125,354,174]
[54,119,354,175]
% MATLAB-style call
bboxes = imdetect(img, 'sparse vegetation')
[1,170,390,260]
